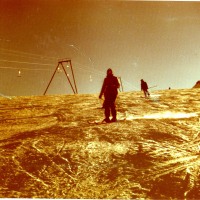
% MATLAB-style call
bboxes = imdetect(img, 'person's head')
[107,68,113,76]
[141,79,144,82]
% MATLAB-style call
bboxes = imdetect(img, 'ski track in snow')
[0,89,200,199]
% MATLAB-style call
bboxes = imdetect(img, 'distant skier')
[141,79,150,98]
[99,68,120,123]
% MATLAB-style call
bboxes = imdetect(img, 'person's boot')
[104,118,111,123]
[111,118,117,122]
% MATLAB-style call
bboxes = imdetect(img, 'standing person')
[99,68,120,123]
[141,79,150,98]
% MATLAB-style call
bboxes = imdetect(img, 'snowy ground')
[0,88,200,199]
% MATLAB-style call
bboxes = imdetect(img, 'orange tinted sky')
[0,0,200,95]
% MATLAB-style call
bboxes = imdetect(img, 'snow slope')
[0,88,200,199]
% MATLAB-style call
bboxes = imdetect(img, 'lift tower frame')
[43,59,78,95]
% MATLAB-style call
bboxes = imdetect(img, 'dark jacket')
[141,80,148,91]
[99,74,120,99]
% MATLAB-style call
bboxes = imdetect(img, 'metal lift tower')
[43,59,78,95]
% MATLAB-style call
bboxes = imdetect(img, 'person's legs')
[144,90,149,98]
[110,97,117,122]
[143,90,147,97]
[111,103,116,122]
[104,100,111,122]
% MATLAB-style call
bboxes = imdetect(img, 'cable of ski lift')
[0,48,58,61]
[0,47,135,91]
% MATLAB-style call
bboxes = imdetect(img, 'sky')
[0,0,200,96]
